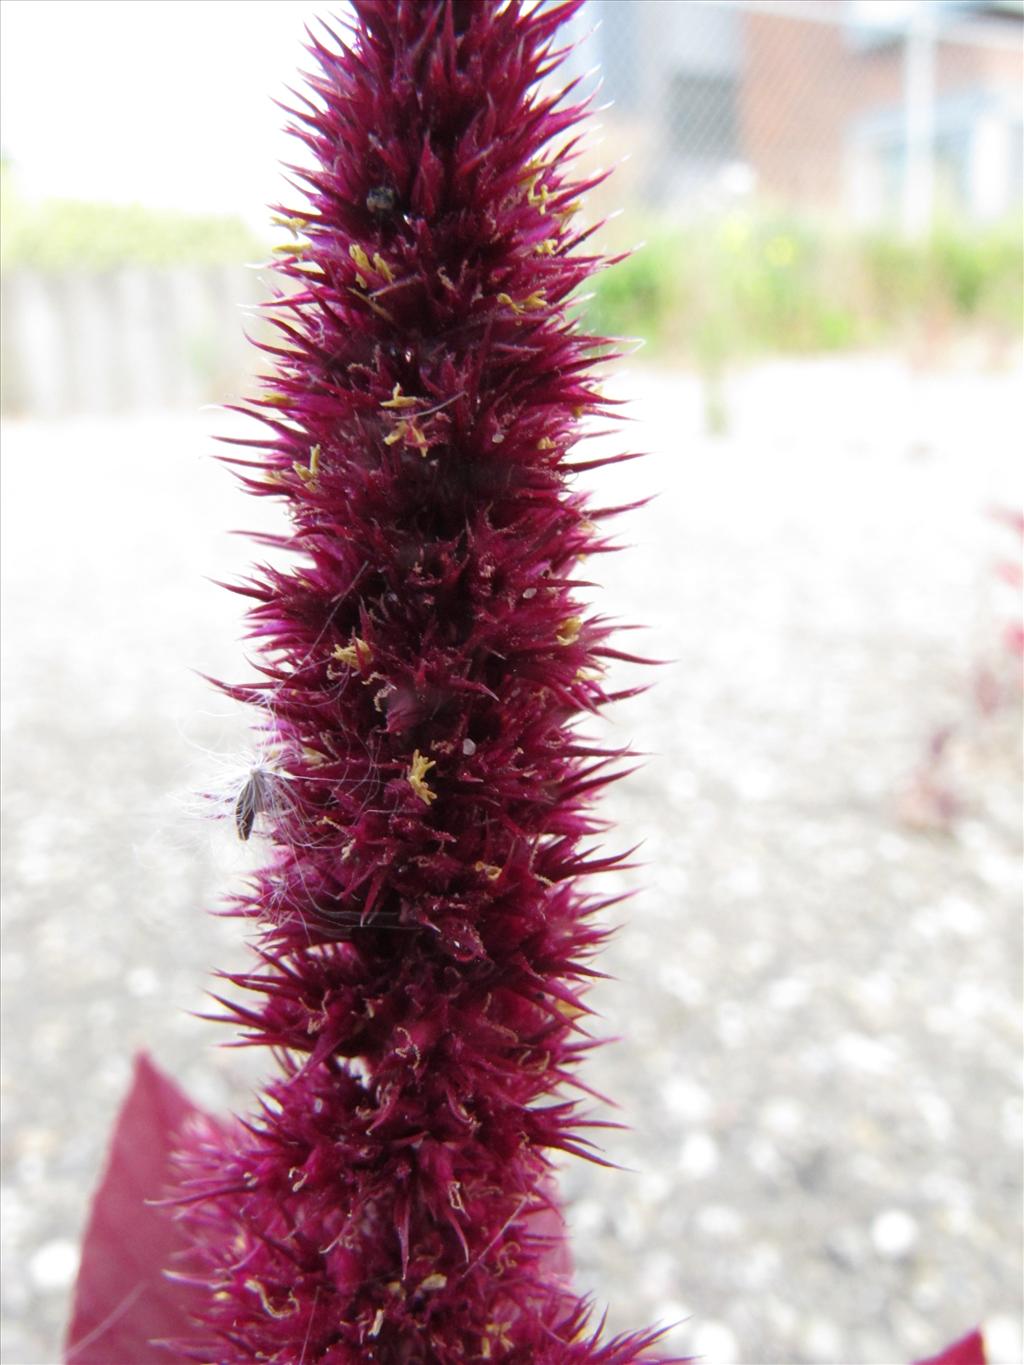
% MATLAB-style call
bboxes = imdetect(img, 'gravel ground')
[2,357,1021,1365]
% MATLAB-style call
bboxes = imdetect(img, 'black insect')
[366,184,398,217]
[235,766,285,841]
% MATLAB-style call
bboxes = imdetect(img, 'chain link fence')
[563,0,1022,231]
[1,0,1020,416]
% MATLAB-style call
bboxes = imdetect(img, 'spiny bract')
[174,3,674,1361]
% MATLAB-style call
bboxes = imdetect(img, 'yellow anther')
[405,421,430,456]
[384,418,429,455]
[556,616,582,646]
[245,1279,297,1319]
[348,242,373,275]
[475,861,502,881]
[407,750,437,805]
[497,291,545,315]
[361,294,395,322]
[372,251,394,283]
[270,213,309,231]
[574,665,603,683]
[380,383,420,410]
[527,179,551,213]
[555,997,586,1021]
[293,443,321,484]
[538,437,555,450]
[534,238,558,255]
[332,638,371,668]
[420,1273,447,1292]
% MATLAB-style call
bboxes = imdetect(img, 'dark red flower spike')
[168,2,675,1360]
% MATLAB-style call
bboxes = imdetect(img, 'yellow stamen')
[245,1280,297,1319]
[362,294,395,322]
[498,291,546,315]
[556,616,582,646]
[380,383,420,410]
[332,638,371,668]
[407,750,437,805]
[405,421,430,456]
[270,213,309,231]
[348,242,373,276]
[527,180,551,213]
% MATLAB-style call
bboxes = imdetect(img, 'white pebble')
[127,966,159,997]
[759,1097,803,1137]
[662,1076,712,1123]
[835,1031,895,1075]
[677,1131,719,1180]
[690,1319,740,1364]
[767,975,810,1011]
[29,1239,79,1292]
[871,1208,919,1259]
[695,1204,744,1239]
[801,1317,842,1361]
[983,1313,1023,1365]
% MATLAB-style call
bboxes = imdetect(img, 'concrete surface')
[2,357,1021,1364]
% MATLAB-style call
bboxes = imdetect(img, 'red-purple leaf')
[65,1054,205,1364]
[914,1328,987,1365]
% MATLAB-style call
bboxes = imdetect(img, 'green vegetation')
[0,182,264,274]
[2,177,1018,367]
[586,213,1023,365]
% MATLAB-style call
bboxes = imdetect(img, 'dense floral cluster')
[170,2,671,1361]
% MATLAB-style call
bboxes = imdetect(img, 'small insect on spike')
[235,766,284,842]
[366,184,398,216]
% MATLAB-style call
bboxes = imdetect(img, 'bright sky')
[0,1,350,225]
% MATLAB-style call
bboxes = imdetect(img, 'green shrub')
[0,183,265,274]
[586,211,1023,365]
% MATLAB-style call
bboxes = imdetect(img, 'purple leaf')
[914,1329,987,1365]
[65,1054,206,1364]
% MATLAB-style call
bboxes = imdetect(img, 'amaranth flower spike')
[122,2,664,1361]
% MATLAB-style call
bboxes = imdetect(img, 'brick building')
[582,0,1023,226]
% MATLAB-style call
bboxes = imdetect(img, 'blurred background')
[1,2,1021,1363]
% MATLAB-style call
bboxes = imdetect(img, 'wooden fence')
[1,265,267,417]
